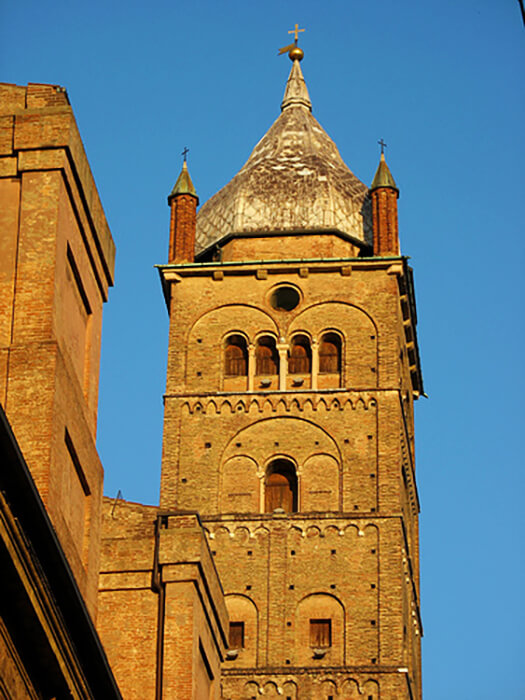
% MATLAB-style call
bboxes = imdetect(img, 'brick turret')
[370,152,400,256]
[167,160,199,262]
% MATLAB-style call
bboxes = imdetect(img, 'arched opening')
[265,459,297,513]
[319,333,341,374]
[256,336,279,376]
[289,335,311,374]
[224,334,248,376]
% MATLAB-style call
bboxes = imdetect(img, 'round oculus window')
[269,286,300,311]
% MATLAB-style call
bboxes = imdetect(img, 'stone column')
[248,343,256,391]
[311,339,319,390]
[277,342,288,391]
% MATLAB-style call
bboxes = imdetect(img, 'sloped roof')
[195,59,372,255]
[169,160,198,202]
[371,152,398,192]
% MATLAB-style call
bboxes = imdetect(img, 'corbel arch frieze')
[181,392,377,415]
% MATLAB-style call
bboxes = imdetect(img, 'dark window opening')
[289,335,312,374]
[265,459,297,513]
[225,335,248,376]
[310,619,331,648]
[319,333,341,373]
[229,621,245,649]
[270,285,300,311]
[256,336,279,375]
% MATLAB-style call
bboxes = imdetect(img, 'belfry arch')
[219,417,342,513]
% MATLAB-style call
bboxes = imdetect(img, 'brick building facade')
[0,47,423,700]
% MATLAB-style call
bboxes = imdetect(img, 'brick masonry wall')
[169,194,197,263]
[371,188,399,257]
[158,253,422,698]
[219,233,362,262]
[0,83,114,616]
[98,500,228,700]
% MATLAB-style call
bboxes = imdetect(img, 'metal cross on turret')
[181,146,189,162]
[378,138,387,154]
[288,23,305,45]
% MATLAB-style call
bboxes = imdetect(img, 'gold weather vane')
[278,23,305,60]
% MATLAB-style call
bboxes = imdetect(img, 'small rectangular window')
[310,619,331,648]
[229,621,245,649]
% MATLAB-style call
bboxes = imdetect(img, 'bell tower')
[158,46,423,700]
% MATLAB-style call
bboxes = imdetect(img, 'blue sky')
[2,1,524,697]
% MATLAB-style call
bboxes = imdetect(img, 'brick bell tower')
[158,44,423,700]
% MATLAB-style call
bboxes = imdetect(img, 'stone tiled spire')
[281,59,312,112]
[195,59,372,255]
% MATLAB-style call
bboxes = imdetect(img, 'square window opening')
[229,621,245,649]
[310,618,332,648]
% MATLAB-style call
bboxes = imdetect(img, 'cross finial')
[288,23,305,45]
[181,146,189,163]
[378,138,387,155]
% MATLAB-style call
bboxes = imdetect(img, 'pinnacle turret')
[167,157,198,263]
[370,152,398,192]
[370,150,400,256]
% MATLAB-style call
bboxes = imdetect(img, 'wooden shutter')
[319,334,341,373]
[265,472,294,512]
[229,621,245,648]
[289,338,311,374]
[255,339,278,375]
[310,619,331,648]
[225,337,247,376]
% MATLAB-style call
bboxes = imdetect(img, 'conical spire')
[168,160,198,203]
[281,59,312,112]
[371,152,398,192]
[195,55,373,255]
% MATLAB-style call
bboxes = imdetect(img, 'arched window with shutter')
[319,333,341,374]
[264,459,298,513]
[289,335,311,374]
[255,336,279,376]
[225,335,248,376]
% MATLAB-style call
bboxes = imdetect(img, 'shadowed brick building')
[0,46,423,700]
[0,81,122,698]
